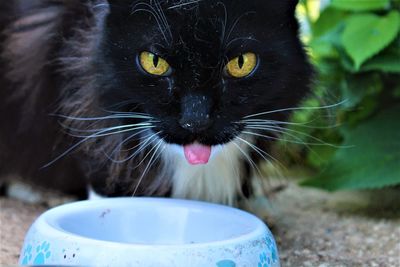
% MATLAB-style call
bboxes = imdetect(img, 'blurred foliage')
[278,0,400,191]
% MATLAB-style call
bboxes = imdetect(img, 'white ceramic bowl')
[20,198,280,267]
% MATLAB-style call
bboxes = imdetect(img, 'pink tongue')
[184,143,212,165]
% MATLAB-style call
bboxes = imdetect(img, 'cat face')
[96,0,311,148]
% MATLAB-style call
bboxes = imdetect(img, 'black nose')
[179,117,212,133]
[180,94,213,133]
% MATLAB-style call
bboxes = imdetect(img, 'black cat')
[0,0,312,206]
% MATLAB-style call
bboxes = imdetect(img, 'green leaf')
[340,73,383,108]
[302,105,400,191]
[306,132,343,168]
[309,38,339,59]
[307,145,337,168]
[341,11,400,70]
[394,84,400,98]
[311,8,348,37]
[342,96,379,126]
[309,17,345,60]
[330,0,390,11]
[362,55,400,73]
[361,49,400,73]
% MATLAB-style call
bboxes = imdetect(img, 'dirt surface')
[271,185,400,267]
[0,184,399,266]
[0,198,46,265]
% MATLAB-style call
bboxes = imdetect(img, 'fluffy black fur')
[0,0,312,202]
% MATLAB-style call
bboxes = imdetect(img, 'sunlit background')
[267,0,400,192]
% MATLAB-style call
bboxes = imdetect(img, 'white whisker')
[62,123,155,137]
[240,119,341,129]
[107,131,161,164]
[52,113,155,121]
[102,129,152,161]
[44,126,150,168]
[131,134,163,168]
[245,125,350,148]
[242,130,322,147]
[70,126,155,139]
[236,136,284,169]
[232,140,263,178]
[120,131,159,153]
[132,139,165,196]
[242,129,331,166]
[168,0,202,10]
[43,107,161,169]
[93,3,109,9]
[244,100,347,119]
[69,121,152,132]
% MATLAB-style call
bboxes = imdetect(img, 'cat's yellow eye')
[226,52,257,78]
[139,51,170,76]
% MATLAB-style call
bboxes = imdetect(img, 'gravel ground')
[271,185,400,267]
[0,184,399,266]
[0,198,46,265]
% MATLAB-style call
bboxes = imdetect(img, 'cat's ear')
[261,0,299,17]
[284,0,300,14]
[106,0,130,13]
[107,0,125,5]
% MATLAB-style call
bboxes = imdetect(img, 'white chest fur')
[161,141,248,206]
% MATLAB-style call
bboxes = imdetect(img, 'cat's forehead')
[108,0,297,62]
[140,0,261,26]
[126,0,271,51]
[139,0,259,12]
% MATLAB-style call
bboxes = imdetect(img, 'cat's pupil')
[238,55,244,69]
[152,55,159,68]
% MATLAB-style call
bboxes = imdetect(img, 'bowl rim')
[30,197,269,249]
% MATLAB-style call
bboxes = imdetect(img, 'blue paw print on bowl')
[21,244,33,265]
[263,233,278,263]
[258,252,272,267]
[33,242,51,265]
[216,259,236,267]
[264,232,276,248]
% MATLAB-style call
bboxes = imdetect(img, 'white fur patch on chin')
[162,140,248,206]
